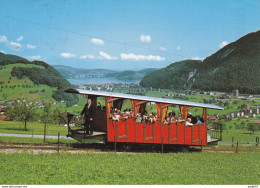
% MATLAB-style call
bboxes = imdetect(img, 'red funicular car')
[65,89,223,147]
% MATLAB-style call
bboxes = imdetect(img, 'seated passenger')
[136,113,142,122]
[196,116,202,124]
[164,117,170,124]
[177,117,184,122]
[112,113,120,121]
[185,118,193,126]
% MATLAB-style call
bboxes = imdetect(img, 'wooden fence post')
[232,137,234,147]
[161,137,164,154]
[114,136,116,152]
[44,124,46,143]
[235,141,239,153]
[58,132,60,153]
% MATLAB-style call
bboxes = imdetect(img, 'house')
[241,104,250,110]
[208,116,217,121]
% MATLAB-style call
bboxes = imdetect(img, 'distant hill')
[140,30,260,94]
[53,65,117,78]
[107,68,159,81]
[0,53,78,106]
[54,65,159,81]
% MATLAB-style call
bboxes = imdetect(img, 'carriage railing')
[207,124,223,141]
[61,112,85,137]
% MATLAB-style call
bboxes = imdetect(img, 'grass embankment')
[0,152,259,185]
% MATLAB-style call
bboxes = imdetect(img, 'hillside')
[140,30,260,94]
[0,53,78,106]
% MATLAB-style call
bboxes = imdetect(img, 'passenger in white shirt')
[185,118,193,126]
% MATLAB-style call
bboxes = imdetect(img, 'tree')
[6,100,36,130]
[212,120,226,131]
[247,123,258,134]
[41,101,52,134]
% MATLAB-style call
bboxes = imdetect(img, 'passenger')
[177,117,184,122]
[185,118,193,126]
[136,113,142,122]
[196,116,202,124]
[152,113,157,122]
[187,112,193,120]
[114,113,120,121]
[164,117,170,124]
[170,112,177,123]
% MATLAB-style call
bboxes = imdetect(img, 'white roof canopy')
[65,88,224,110]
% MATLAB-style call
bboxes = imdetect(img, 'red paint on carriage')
[107,118,208,146]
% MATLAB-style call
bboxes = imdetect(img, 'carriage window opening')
[109,99,134,121]
[97,97,106,111]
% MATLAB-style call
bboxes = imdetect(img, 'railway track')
[0,142,259,153]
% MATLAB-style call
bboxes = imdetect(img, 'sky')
[0,0,260,71]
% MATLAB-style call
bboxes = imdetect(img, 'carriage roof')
[65,88,224,110]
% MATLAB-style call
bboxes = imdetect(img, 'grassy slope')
[0,152,259,185]
[0,63,56,101]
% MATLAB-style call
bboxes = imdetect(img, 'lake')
[67,77,140,85]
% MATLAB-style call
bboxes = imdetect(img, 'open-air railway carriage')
[65,88,223,147]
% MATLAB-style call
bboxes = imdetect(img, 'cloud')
[10,41,22,49]
[26,44,37,49]
[99,51,118,60]
[120,53,165,61]
[191,57,204,61]
[140,34,151,43]
[16,36,23,42]
[176,46,181,50]
[80,55,95,59]
[159,46,167,51]
[91,38,104,45]
[60,52,76,58]
[0,50,6,54]
[0,35,8,43]
[27,55,41,60]
[219,41,229,48]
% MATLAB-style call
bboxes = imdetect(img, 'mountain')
[107,68,159,81]
[54,65,159,81]
[52,65,117,78]
[0,53,78,106]
[140,30,260,94]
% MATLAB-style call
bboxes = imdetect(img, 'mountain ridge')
[140,30,260,94]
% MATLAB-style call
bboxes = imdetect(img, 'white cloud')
[0,35,7,43]
[10,41,22,49]
[91,38,104,46]
[120,53,165,61]
[176,46,181,50]
[140,34,151,43]
[80,55,95,59]
[60,52,76,58]
[16,36,23,42]
[0,50,6,54]
[27,55,41,60]
[191,57,204,61]
[159,46,167,51]
[219,41,229,48]
[26,44,37,49]
[99,51,118,60]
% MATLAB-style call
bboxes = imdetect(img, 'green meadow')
[0,152,259,185]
